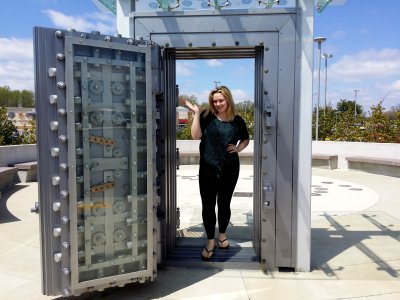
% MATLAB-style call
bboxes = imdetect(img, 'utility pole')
[313,37,326,141]
[354,89,360,119]
[322,53,333,117]
[213,81,220,88]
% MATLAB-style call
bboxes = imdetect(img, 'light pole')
[213,81,220,88]
[354,89,360,119]
[322,53,333,116]
[314,37,326,141]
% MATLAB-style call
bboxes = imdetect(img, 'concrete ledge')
[177,151,253,165]
[0,167,18,191]
[312,154,338,170]
[346,156,400,178]
[13,161,38,182]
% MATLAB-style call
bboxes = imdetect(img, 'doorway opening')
[171,56,258,267]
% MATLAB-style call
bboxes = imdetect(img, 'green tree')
[20,90,35,107]
[0,107,20,145]
[235,101,254,139]
[20,120,36,144]
[316,105,336,140]
[0,86,34,107]
[330,110,365,141]
[392,111,400,143]
[337,99,363,116]
[364,101,391,143]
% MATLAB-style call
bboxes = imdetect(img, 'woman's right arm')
[191,111,202,140]
[184,99,202,140]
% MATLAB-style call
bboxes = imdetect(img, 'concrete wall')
[312,141,400,170]
[177,140,400,170]
[0,144,37,167]
[2,141,399,170]
[176,140,254,165]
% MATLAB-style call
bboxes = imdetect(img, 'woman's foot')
[201,239,215,260]
[218,233,230,249]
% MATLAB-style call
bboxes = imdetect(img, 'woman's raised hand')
[183,99,199,115]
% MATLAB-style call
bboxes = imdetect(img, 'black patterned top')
[199,111,249,168]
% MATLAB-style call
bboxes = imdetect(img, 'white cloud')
[329,48,400,83]
[0,38,33,61]
[206,59,223,67]
[0,38,34,90]
[42,9,116,34]
[231,89,249,102]
[176,61,197,77]
[331,30,346,39]
[0,10,117,91]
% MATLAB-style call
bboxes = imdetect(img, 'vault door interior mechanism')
[65,35,157,294]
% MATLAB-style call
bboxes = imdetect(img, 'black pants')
[199,159,240,239]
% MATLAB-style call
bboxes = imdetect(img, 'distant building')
[7,107,36,132]
[176,106,190,130]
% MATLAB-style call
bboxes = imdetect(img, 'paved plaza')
[1,166,400,299]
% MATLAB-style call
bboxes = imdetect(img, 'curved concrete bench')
[0,167,18,193]
[346,156,400,178]
[13,161,38,182]
[312,154,338,170]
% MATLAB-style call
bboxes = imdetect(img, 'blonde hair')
[205,85,236,121]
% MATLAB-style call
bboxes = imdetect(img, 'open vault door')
[34,27,162,296]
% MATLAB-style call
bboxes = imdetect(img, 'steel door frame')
[126,6,312,271]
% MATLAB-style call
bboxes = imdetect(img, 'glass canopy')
[92,0,345,14]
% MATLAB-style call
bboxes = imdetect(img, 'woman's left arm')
[227,139,249,153]
[236,139,249,153]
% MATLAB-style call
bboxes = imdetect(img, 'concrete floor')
[1,167,400,300]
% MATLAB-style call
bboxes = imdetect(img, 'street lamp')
[314,37,326,141]
[354,89,360,119]
[213,81,221,88]
[322,53,333,116]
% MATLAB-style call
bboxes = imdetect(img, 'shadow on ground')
[0,185,29,223]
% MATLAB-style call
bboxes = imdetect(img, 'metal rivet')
[53,202,61,212]
[54,252,62,262]
[53,227,61,237]
[58,108,67,116]
[235,41,240,46]
[55,30,63,38]
[57,81,66,89]
[59,163,68,171]
[63,268,71,275]
[62,242,70,249]
[59,135,68,143]
[61,216,69,224]
[49,95,58,104]
[48,68,57,78]
[211,42,216,47]
[188,42,192,47]
[50,121,58,131]
[52,176,60,186]
[51,148,59,157]
[60,190,69,199]
[56,53,65,61]
[264,90,268,95]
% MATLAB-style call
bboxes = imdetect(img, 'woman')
[185,86,249,260]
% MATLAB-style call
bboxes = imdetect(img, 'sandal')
[218,238,230,249]
[201,247,215,261]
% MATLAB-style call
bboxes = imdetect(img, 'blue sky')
[0,0,399,112]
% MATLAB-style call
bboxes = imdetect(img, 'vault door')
[34,27,161,296]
